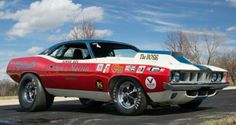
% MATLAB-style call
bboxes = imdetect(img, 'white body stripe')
[37,55,226,72]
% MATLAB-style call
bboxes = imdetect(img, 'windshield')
[90,42,139,58]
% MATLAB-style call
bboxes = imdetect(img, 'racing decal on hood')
[193,64,212,72]
[139,54,159,61]
[138,51,213,72]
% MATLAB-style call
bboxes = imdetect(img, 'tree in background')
[165,30,224,64]
[165,31,201,64]
[203,31,224,65]
[216,49,236,86]
[67,21,96,40]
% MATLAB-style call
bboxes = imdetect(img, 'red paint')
[7,56,171,93]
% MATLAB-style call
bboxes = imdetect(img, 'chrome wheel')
[24,79,37,103]
[117,81,138,109]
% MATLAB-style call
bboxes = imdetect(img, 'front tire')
[19,73,54,112]
[113,78,147,115]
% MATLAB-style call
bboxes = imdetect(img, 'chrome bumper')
[163,82,229,91]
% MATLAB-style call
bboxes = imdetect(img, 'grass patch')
[0,80,18,96]
[199,115,236,125]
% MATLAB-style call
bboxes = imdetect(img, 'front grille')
[179,72,211,83]
[171,71,226,83]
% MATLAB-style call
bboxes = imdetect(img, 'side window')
[50,49,59,57]
[62,48,90,59]
[63,48,75,59]
[61,44,91,60]
[114,49,137,57]
[49,45,66,58]
[48,43,91,60]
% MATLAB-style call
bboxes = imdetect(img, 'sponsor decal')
[96,64,104,71]
[72,65,89,72]
[147,67,165,72]
[62,60,81,63]
[145,76,157,90]
[62,60,73,63]
[136,66,146,73]
[96,80,104,90]
[14,61,36,70]
[103,64,111,73]
[111,65,124,73]
[140,54,159,61]
[54,64,89,72]
[125,65,136,72]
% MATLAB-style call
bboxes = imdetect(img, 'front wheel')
[113,78,147,115]
[19,73,54,111]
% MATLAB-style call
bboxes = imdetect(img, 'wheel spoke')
[127,94,135,100]
[128,89,137,95]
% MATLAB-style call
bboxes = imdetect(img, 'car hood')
[94,50,226,72]
[133,50,226,72]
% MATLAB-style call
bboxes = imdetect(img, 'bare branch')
[165,31,201,64]
[203,30,225,65]
[216,49,236,85]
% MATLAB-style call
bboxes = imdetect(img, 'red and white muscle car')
[7,40,229,115]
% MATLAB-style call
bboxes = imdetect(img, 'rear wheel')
[178,99,203,110]
[19,73,54,111]
[113,78,147,115]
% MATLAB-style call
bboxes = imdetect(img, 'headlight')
[217,73,223,82]
[211,73,217,82]
[173,72,180,82]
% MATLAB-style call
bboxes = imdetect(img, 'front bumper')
[164,82,229,91]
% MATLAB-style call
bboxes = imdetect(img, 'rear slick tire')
[19,73,54,112]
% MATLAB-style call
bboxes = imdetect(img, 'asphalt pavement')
[0,90,236,125]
